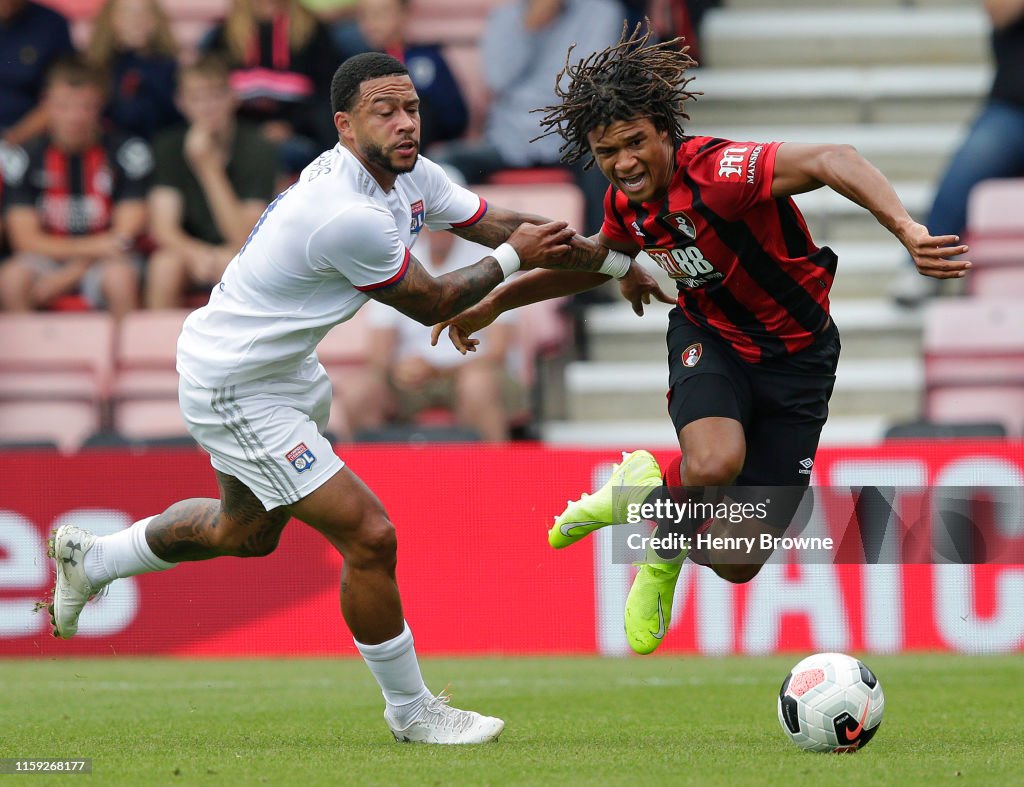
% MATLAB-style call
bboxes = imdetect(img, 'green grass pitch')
[2,655,1020,786]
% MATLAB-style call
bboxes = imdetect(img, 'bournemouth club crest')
[659,210,696,242]
[682,343,702,368]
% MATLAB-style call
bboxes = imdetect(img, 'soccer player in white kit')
[46,53,645,744]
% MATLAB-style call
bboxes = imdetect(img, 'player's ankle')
[385,688,432,727]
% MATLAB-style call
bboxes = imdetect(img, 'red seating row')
[922,298,1024,436]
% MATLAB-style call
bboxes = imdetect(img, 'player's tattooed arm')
[368,254,505,326]
[448,204,548,248]
[452,206,611,273]
[369,220,577,325]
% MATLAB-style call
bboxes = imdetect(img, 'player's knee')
[685,448,743,486]
[349,514,398,569]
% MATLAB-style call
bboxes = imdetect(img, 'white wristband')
[598,249,632,279]
[491,243,521,279]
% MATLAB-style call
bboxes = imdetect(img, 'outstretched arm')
[431,234,673,353]
[367,220,576,325]
[451,204,622,274]
[771,142,971,280]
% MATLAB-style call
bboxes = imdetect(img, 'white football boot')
[48,524,108,639]
[386,691,504,744]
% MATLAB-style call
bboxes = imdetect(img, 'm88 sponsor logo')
[646,245,723,289]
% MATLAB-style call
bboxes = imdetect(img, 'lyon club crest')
[409,199,425,233]
[682,343,702,368]
[286,443,316,473]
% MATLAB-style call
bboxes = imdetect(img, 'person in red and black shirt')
[433,24,970,653]
[0,56,152,318]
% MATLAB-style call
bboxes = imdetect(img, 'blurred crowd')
[0,0,716,441]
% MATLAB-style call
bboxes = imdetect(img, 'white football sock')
[83,516,176,586]
[355,622,430,724]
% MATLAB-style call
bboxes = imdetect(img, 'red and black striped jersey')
[4,134,152,236]
[601,136,837,363]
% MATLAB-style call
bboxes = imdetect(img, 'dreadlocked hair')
[534,21,700,169]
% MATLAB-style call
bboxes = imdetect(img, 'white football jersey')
[176,144,486,388]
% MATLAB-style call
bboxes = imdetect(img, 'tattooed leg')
[145,471,290,563]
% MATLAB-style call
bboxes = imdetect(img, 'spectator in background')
[300,0,367,58]
[146,55,276,309]
[0,0,75,146]
[355,0,468,150]
[203,0,340,176]
[638,0,722,62]
[431,0,624,235]
[0,57,152,319]
[86,0,182,141]
[337,231,521,443]
[891,0,1024,307]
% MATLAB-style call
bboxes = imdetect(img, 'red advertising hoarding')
[1,442,1022,656]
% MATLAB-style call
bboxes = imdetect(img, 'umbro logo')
[631,221,645,238]
[798,458,814,475]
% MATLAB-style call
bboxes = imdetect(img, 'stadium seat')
[114,399,192,442]
[110,310,191,440]
[926,386,1024,437]
[0,313,114,404]
[966,178,1024,238]
[40,0,230,54]
[922,298,1024,388]
[488,168,575,186]
[514,297,570,386]
[406,0,499,45]
[964,179,1024,291]
[112,310,191,401]
[475,183,585,234]
[0,400,100,453]
[318,309,375,438]
[922,298,1024,434]
[968,266,1024,298]
[317,307,374,370]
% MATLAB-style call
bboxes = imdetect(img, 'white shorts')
[178,362,344,510]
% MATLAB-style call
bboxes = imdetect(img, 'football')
[777,652,885,753]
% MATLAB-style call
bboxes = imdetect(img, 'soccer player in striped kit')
[434,24,971,655]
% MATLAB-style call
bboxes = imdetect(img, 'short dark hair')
[45,54,108,94]
[179,52,231,85]
[330,53,409,114]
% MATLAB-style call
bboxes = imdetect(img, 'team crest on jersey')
[286,443,316,473]
[658,211,696,241]
[682,343,703,368]
[409,200,425,233]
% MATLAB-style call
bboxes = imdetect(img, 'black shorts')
[665,308,840,488]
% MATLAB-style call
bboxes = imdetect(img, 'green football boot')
[624,562,683,655]
[548,450,662,549]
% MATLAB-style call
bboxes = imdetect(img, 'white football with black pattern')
[778,652,884,753]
